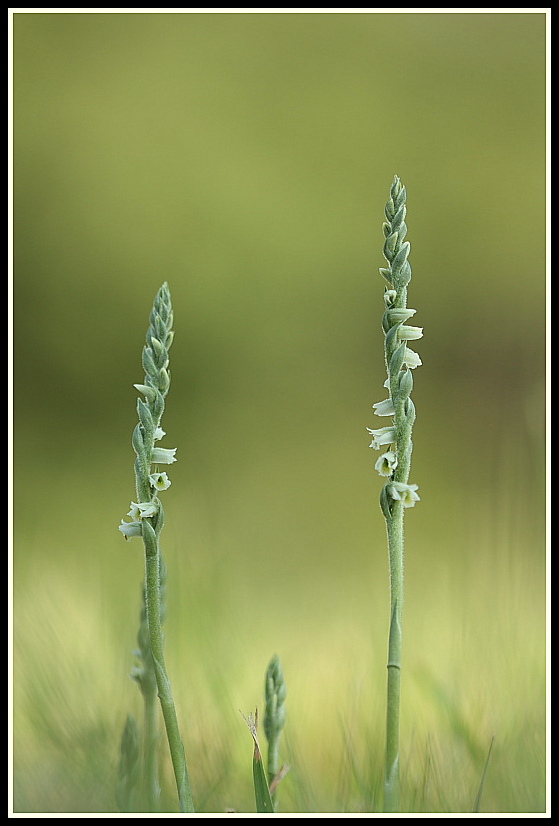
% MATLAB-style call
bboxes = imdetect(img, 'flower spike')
[373,177,423,813]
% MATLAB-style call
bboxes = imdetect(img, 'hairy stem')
[369,178,422,813]
[144,545,194,813]
[384,502,404,812]
[120,283,194,813]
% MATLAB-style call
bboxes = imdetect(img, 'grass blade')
[243,710,274,813]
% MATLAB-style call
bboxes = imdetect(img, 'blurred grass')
[12,10,547,814]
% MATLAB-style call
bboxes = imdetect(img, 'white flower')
[388,482,420,507]
[386,307,416,325]
[397,325,423,341]
[151,446,177,464]
[154,427,166,441]
[373,398,396,417]
[118,520,142,540]
[375,451,398,477]
[119,499,159,538]
[367,426,397,450]
[383,288,397,306]
[403,348,422,369]
[149,471,171,491]
[128,500,159,519]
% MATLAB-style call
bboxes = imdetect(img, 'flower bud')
[398,368,414,398]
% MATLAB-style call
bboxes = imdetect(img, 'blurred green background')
[12,11,547,814]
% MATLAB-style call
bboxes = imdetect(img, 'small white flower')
[154,427,166,441]
[367,426,397,450]
[373,398,395,417]
[375,451,398,477]
[118,520,142,539]
[397,325,423,341]
[403,348,422,369]
[151,446,177,464]
[149,471,171,491]
[129,500,159,519]
[388,482,420,507]
[384,308,417,327]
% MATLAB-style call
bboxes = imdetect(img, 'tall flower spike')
[369,176,422,501]
[373,177,423,815]
[117,284,195,813]
[119,283,177,537]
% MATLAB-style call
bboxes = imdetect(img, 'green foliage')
[244,711,275,814]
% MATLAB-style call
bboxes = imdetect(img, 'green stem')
[373,177,421,813]
[142,681,160,812]
[144,544,195,814]
[384,501,404,813]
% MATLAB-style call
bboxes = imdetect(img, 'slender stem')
[369,178,422,813]
[384,501,404,813]
[142,679,160,812]
[144,545,195,814]
[120,284,195,813]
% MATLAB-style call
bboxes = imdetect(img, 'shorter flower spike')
[119,284,177,537]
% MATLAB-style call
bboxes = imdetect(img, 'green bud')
[134,383,158,403]
[391,243,411,283]
[389,341,407,375]
[150,336,165,359]
[158,367,170,393]
[398,368,414,398]
[142,346,158,377]
[137,398,154,432]
[132,423,147,457]
[380,484,394,520]
[383,231,399,259]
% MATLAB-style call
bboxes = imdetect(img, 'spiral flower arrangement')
[119,282,176,542]
[369,176,422,512]
[369,177,423,812]
[118,284,194,814]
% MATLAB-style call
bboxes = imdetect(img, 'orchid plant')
[368,177,422,812]
[118,283,195,814]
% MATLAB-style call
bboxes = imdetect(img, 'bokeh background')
[12,11,547,814]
